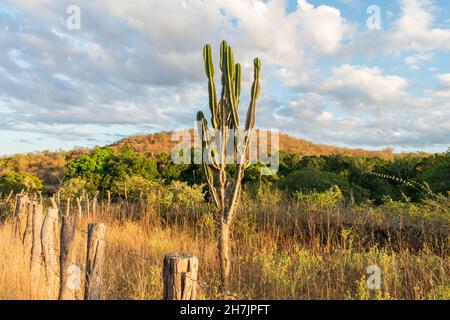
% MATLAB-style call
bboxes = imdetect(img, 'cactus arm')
[225,47,239,128]
[203,45,219,129]
[245,58,261,131]
[234,63,241,105]
[197,111,220,170]
[196,112,220,207]
[203,162,220,208]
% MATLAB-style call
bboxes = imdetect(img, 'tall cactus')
[197,41,261,289]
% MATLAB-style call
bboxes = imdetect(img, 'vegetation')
[0,185,448,300]
[0,172,43,195]
[197,41,261,288]
[0,141,448,300]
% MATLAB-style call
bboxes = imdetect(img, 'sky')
[0,0,449,155]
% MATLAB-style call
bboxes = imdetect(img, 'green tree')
[0,172,43,194]
[418,153,450,195]
[279,167,353,197]
[65,147,114,193]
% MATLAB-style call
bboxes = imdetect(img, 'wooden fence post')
[59,215,81,300]
[13,194,28,239]
[76,197,82,218]
[85,223,106,300]
[30,202,44,292]
[41,207,60,299]
[22,200,34,251]
[107,190,111,212]
[86,196,90,218]
[163,253,198,300]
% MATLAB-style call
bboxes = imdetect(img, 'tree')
[65,147,113,193]
[0,172,43,194]
[279,167,351,195]
[418,154,450,195]
[197,41,261,288]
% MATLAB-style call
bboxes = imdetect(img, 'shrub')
[0,172,43,194]
[113,176,165,201]
[59,177,88,199]
[296,185,344,209]
[167,181,205,205]
[279,167,351,195]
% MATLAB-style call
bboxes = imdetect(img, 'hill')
[111,130,427,160]
[1,130,430,193]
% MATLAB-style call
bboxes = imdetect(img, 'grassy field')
[0,186,448,300]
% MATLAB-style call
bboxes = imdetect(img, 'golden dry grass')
[0,190,449,300]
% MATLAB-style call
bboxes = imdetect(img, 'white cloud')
[0,0,449,153]
[431,73,450,97]
[403,53,433,70]
[349,0,450,56]
[320,65,409,106]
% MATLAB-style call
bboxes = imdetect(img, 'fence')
[10,194,241,300]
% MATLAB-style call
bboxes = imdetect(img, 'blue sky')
[0,0,449,155]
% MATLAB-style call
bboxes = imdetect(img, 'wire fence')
[21,210,243,300]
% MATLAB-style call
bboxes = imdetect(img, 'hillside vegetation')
[0,131,433,194]
[0,132,448,300]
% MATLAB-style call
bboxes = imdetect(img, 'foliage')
[279,167,352,195]
[59,177,88,200]
[65,147,114,193]
[167,181,205,205]
[0,172,43,194]
[113,175,165,201]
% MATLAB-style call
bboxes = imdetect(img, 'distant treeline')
[1,144,448,204]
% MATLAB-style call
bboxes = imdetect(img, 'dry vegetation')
[0,131,429,195]
[0,187,448,300]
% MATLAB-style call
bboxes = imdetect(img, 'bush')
[0,172,43,194]
[279,167,351,195]
[296,185,344,209]
[113,175,165,201]
[59,178,88,199]
[167,181,205,205]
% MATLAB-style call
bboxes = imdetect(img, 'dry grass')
[0,189,448,300]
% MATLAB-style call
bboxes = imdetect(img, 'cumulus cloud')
[349,0,450,57]
[0,0,449,154]
[319,65,409,107]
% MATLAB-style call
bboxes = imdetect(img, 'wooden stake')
[59,214,81,300]
[30,202,44,294]
[76,197,82,217]
[163,253,198,300]
[41,207,60,298]
[84,223,106,300]
[13,195,28,240]
[22,200,34,251]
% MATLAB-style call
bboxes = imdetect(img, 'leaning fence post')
[163,253,198,300]
[41,207,60,299]
[84,223,106,300]
[59,215,81,300]
[30,202,44,292]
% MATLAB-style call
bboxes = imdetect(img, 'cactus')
[197,41,262,289]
